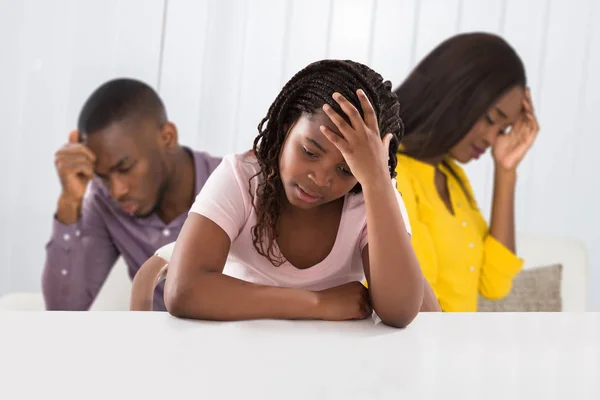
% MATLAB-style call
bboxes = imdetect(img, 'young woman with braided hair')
[163,59,440,328]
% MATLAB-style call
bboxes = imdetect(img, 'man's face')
[84,118,171,217]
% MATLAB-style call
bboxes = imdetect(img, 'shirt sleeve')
[478,234,524,300]
[359,179,412,251]
[189,155,249,243]
[42,187,120,310]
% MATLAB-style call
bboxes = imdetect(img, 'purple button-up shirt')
[42,149,221,311]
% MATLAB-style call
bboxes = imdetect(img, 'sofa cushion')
[478,264,562,312]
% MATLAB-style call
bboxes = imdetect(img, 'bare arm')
[319,89,428,327]
[361,179,426,327]
[489,88,539,253]
[488,168,517,252]
[164,213,321,320]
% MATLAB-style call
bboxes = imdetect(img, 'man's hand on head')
[54,130,96,224]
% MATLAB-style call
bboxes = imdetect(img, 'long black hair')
[396,32,527,159]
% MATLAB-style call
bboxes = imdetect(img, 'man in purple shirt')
[43,78,221,311]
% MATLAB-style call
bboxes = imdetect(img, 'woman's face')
[278,110,359,210]
[449,85,524,163]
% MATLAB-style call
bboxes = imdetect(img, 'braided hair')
[251,59,404,266]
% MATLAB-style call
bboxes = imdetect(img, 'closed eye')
[339,165,353,176]
[302,146,318,158]
[118,161,137,174]
[500,125,513,135]
[485,114,495,125]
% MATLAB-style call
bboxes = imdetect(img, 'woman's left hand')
[320,89,392,185]
[492,88,540,172]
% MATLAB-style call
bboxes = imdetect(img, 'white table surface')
[1,312,599,399]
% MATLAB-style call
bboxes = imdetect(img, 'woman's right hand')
[492,88,539,172]
[315,282,372,321]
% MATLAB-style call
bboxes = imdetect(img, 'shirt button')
[75,230,81,237]
[461,221,468,227]
[61,269,68,276]
[469,266,475,272]
[468,242,474,248]
[456,202,462,208]
[63,233,71,241]
[162,229,171,237]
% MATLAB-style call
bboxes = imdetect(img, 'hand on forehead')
[490,86,525,124]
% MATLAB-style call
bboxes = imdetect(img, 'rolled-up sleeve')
[478,235,524,300]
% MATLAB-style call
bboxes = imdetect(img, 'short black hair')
[77,78,167,135]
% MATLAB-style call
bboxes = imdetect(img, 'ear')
[159,122,178,149]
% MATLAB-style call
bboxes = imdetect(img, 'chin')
[134,204,156,218]
[285,193,320,210]
[284,185,325,210]
[453,153,473,164]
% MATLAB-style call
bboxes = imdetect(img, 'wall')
[1,0,598,310]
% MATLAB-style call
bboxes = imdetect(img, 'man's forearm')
[43,233,93,310]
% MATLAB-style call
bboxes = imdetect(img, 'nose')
[308,169,332,188]
[109,175,130,200]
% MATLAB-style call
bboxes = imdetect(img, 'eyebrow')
[96,156,131,177]
[495,107,508,119]
[307,138,327,153]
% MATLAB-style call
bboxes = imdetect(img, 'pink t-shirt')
[189,151,411,291]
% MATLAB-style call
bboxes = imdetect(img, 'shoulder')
[191,151,260,210]
[189,152,259,240]
[191,149,223,173]
[394,153,426,200]
[219,151,261,184]
[394,153,426,183]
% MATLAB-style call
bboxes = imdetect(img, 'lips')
[471,144,486,159]
[295,184,323,203]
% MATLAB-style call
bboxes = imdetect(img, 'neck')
[156,147,195,223]
[281,195,344,220]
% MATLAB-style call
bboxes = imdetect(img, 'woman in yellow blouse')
[393,33,539,312]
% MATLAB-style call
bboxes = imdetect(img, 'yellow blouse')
[395,153,523,312]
